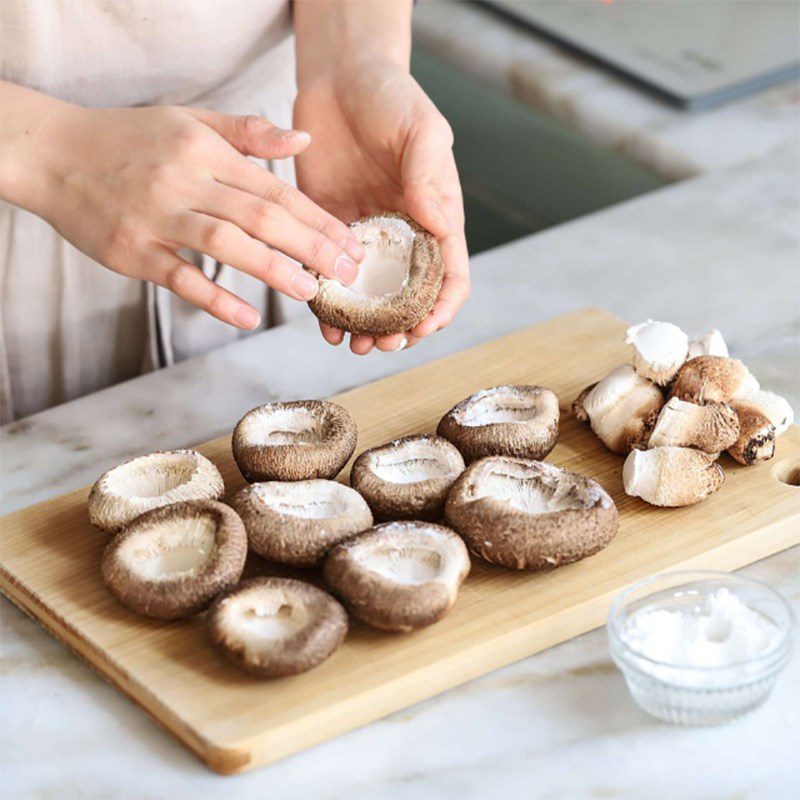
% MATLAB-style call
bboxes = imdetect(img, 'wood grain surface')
[2,308,798,774]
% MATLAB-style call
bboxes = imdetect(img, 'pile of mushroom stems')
[573,320,794,507]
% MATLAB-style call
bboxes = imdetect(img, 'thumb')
[401,125,451,238]
[187,108,311,159]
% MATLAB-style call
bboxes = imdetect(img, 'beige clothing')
[0,0,300,422]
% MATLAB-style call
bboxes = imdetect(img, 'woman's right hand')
[2,91,364,330]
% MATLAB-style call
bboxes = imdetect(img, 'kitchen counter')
[2,137,798,798]
[413,0,800,181]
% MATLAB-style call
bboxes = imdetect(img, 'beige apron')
[0,0,300,423]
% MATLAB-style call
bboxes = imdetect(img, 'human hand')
[14,100,366,329]
[294,58,470,354]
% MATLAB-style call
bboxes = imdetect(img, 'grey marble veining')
[413,0,800,181]
[1,142,799,798]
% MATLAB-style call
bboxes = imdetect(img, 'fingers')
[172,211,320,301]
[201,183,360,284]
[401,118,454,238]
[151,247,261,330]
[412,159,470,339]
[187,108,312,160]
[221,156,364,262]
[319,322,345,346]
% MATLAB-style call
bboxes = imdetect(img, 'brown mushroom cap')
[88,449,225,534]
[437,385,560,464]
[323,521,471,633]
[232,480,373,568]
[351,435,465,521]
[232,400,357,482]
[208,577,348,678]
[101,500,247,619]
[308,213,444,337]
[445,457,618,570]
[671,356,759,405]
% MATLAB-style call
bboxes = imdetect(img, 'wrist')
[294,0,412,90]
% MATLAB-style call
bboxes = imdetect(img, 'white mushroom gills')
[103,454,198,498]
[334,216,415,299]
[688,329,729,359]
[236,407,322,446]
[370,439,458,484]
[625,320,689,385]
[453,386,558,427]
[477,471,586,514]
[219,588,311,645]
[118,516,217,581]
[252,481,350,519]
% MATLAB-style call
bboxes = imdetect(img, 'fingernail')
[395,337,408,351]
[334,254,359,285]
[278,128,311,143]
[292,271,318,300]
[344,238,365,262]
[233,306,261,330]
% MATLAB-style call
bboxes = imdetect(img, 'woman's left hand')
[294,58,470,355]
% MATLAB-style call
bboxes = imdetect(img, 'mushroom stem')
[576,365,664,454]
[732,389,794,437]
[647,397,740,454]
[688,329,729,360]
[727,403,776,465]
[625,320,689,385]
[622,447,725,507]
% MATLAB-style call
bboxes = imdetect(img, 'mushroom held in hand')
[323,521,470,633]
[671,356,759,405]
[437,385,560,463]
[208,577,348,678]
[647,397,740,454]
[232,400,357,482]
[101,500,247,619]
[573,365,664,454]
[445,457,618,570]
[625,320,689,385]
[88,449,225,534]
[351,435,465,521]
[623,447,724,507]
[308,213,444,337]
[232,480,373,568]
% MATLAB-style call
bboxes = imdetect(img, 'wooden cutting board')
[2,308,798,775]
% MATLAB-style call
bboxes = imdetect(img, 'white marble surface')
[1,139,798,798]
[413,0,800,180]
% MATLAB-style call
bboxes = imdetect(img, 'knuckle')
[105,213,139,258]
[239,114,266,143]
[263,179,289,206]
[164,261,196,295]
[199,220,230,253]
[305,233,328,267]
[250,201,278,235]
[172,123,207,157]
[206,289,228,318]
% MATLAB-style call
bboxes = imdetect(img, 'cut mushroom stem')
[323,521,470,633]
[688,329,729,360]
[647,397,740,454]
[351,435,465,521]
[574,365,664,454]
[232,400,357,482]
[437,384,560,463]
[307,213,444,337]
[232,480,372,568]
[671,356,759,405]
[88,449,225,534]
[732,389,794,437]
[623,447,724,507]
[727,403,776,465]
[208,577,348,678]
[445,457,618,570]
[625,320,689,385]
[101,500,247,619]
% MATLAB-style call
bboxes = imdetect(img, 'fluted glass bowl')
[607,570,794,726]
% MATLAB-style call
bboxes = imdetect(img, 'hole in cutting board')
[773,461,800,487]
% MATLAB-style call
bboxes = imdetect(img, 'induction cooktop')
[485,0,800,109]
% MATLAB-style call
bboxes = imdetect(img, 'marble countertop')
[2,138,798,798]
[413,0,800,181]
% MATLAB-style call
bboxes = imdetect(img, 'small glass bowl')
[607,570,794,726]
